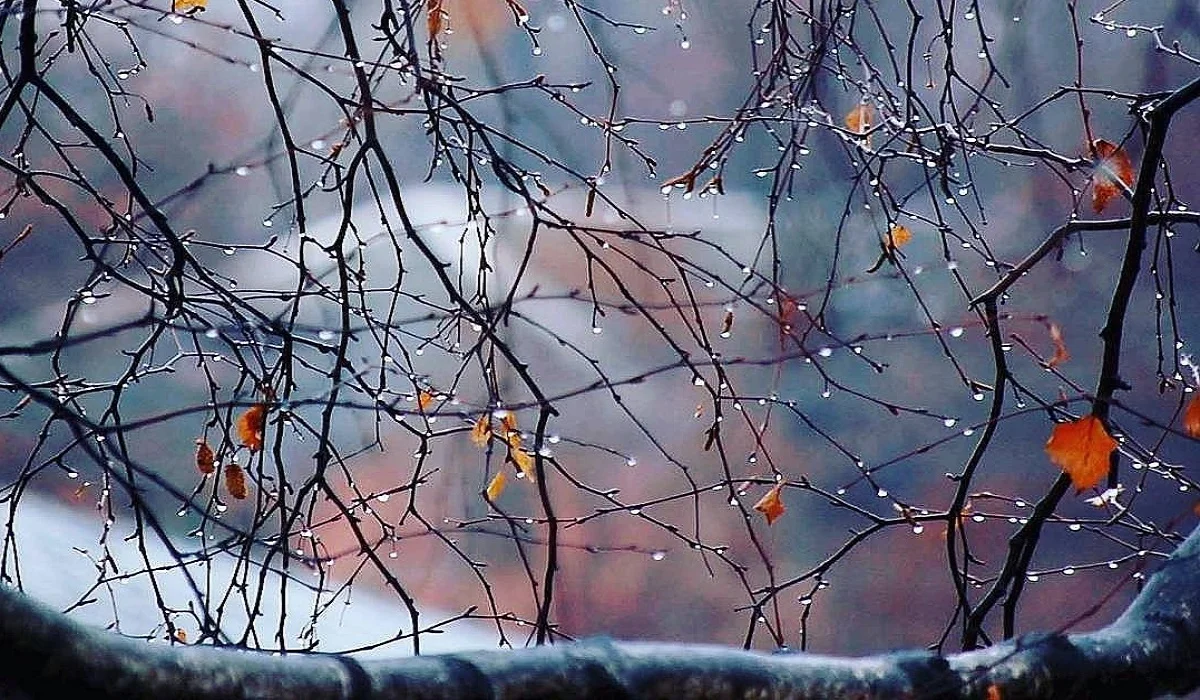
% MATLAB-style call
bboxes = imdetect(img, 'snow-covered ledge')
[0,518,1196,699]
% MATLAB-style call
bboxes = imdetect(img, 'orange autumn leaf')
[485,471,507,501]
[510,447,536,482]
[224,463,248,500]
[470,413,493,447]
[986,685,1003,700]
[1045,415,1117,491]
[753,483,786,525]
[1184,395,1200,438]
[1048,322,1070,368]
[172,628,189,644]
[174,0,206,10]
[237,404,266,453]
[195,440,215,475]
[417,390,433,412]
[884,224,912,251]
[844,103,874,135]
[1090,139,1134,213]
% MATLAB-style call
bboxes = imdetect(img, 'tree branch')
[2,521,1199,699]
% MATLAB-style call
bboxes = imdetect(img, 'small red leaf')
[1184,395,1200,438]
[1090,139,1134,213]
[195,440,215,475]
[224,463,248,500]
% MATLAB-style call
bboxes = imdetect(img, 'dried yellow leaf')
[511,447,536,482]
[470,414,493,447]
[485,471,507,501]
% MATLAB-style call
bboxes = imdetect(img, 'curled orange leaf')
[470,413,493,447]
[1045,415,1117,491]
[884,224,912,251]
[1048,322,1070,368]
[237,404,266,453]
[485,471,507,501]
[195,440,215,475]
[1090,139,1134,213]
[1184,395,1200,438]
[753,483,786,525]
[224,463,249,500]
[844,103,874,135]
[174,0,206,10]
[417,390,434,412]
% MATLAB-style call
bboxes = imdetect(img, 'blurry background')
[0,0,1198,659]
